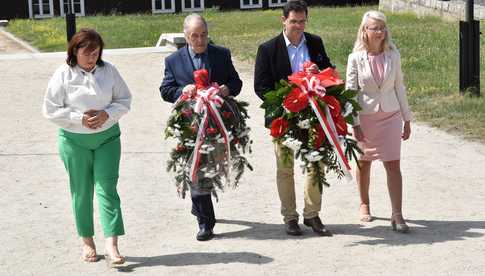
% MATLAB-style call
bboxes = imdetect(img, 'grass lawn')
[7,6,485,141]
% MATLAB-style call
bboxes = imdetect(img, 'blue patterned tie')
[194,53,204,70]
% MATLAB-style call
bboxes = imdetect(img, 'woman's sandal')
[359,204,373,222]
[82,246,99,263]
[104,250,125,266]
[391,213,410,233]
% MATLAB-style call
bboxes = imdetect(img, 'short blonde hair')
[352,10,396,52]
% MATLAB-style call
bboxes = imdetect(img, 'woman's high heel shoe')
[359,204,373,222]
[391,213,410,233]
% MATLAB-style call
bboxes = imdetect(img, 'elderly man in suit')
[254,0,333,236]
[160,13,242,241]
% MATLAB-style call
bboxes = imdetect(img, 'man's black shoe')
[196,228,214,241]
[285,219,302,236]
[303,216,333,236]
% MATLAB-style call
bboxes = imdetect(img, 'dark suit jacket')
[254,32,333,101]
[160,44,243,103]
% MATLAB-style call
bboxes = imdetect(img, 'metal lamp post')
[66,0,76,42]
[459,0,480,96]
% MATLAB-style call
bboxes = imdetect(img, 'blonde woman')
[346,11,412,233]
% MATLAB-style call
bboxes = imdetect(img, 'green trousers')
[58,124,125,237]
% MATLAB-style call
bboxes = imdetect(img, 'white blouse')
[42,61,132,134]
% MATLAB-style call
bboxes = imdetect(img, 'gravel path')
[1,46,484,275]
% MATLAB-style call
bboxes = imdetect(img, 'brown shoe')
[285,219,302,236]
[303,216,333,236]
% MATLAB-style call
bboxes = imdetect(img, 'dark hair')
[66,28,104,67]
[283,0,308,18]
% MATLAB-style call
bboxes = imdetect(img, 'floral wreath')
[165,69,253,199]
[261,61,362,189]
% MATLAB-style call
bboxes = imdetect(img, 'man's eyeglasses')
[288,19,307,25]
[366,27,387,33]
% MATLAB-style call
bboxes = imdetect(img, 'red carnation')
[314,124,327,149]
[222,111,233,119]
[176,144,186,152]
[194,69,209,90]
[270,117,289,138]
[283,87,309,113]
[322,95,341,118]
[334,115,348,136]
[207,127,218,136]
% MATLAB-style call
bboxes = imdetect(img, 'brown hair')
[66,28,105,67]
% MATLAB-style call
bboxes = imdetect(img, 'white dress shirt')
[43,61,132,134]
[283,31,310,73]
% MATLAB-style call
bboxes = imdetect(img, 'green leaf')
[341,89,358,99]
[344,114,354,125]
[348,99,362,111]
[325,84,345,96]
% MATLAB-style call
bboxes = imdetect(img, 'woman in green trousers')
[42,28,131,264]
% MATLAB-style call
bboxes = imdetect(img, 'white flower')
[282,138,302,151]
[300,148,308,153]
[204,171,219,178]
[304,151,323,162]
[185,142,195,148]
[343,102,353,117]
[173,123,181,129]
[173,129,181,137]
[297,119,310,129]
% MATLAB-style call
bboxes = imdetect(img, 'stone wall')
[379,0,485,20]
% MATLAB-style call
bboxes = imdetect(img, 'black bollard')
[459,0,480,96]
[65,0,76,42]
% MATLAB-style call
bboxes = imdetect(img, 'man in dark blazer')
[254,0,333,237]
[160,13,242,241]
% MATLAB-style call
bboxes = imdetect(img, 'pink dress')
[358,53,402,162]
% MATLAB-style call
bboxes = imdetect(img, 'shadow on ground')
[112,219,485,272]
[340,218,485,246]
[216,218,485,246]
[116,252,273,272]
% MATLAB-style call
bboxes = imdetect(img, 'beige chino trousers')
[274,140,324,223]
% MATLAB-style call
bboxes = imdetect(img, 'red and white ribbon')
[189,86,232,184]
[296,76,353,180]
